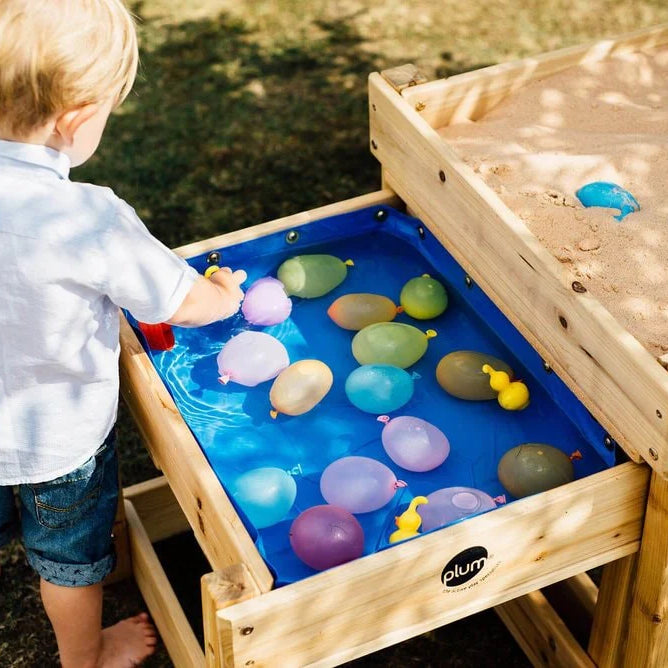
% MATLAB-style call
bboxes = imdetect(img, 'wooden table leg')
[588,554,637,667]
[624,472,668,667]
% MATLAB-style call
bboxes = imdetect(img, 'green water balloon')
[400,274,448,320]
[436,351,513,400]
[352,322,436,368]
[277,254,352,298]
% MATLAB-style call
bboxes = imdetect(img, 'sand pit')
[439,47,668,358]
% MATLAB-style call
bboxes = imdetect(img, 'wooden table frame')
[113,24,668,668]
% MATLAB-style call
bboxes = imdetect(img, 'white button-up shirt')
[0,140,198,484]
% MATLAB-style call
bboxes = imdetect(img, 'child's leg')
[40,579,156,668]
[17,431,157,666]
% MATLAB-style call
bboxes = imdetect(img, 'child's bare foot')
[99,613,157,667]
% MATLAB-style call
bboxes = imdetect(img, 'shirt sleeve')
[99,197,199,324]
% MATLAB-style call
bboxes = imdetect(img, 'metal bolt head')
[285,230,299,244]
[604,435,615,450]
[417,226,426,240]
[207,251,221,265]
[241,626,254,636]
[415,101,426,112]
[464,275,473,289]
[649,447,659,461]
[374,209,388,222]
[542,360,552,373]
[439,170,446,182]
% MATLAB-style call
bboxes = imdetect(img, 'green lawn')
[2,1,667,665]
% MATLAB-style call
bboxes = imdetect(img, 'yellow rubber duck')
[389,496,429,544]
[482,364,530,411]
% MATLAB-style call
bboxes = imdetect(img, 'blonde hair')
[0,0,138,137]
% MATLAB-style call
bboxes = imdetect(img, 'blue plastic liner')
[128,205,612,586]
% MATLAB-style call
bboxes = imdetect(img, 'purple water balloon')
[217,331,289,386]
[418,486,497,532]
[320,456,404,514]
[242,277,292,326]
[380,415,450,472]
[290,505,365,571]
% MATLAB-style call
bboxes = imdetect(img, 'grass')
[2,1,668,665]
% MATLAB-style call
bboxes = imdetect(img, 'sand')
[438,47,668,359]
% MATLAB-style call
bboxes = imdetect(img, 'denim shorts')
[0,431,118,587]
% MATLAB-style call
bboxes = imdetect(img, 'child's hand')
[167,267,247,327]
[209,266,247,318]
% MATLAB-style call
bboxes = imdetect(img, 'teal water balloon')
[231,467,297,529]
[345,364,414,413]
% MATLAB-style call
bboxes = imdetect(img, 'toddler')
[0,1,246,666]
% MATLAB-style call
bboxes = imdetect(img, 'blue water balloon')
[575,181,640,221]
[345,364,414,414]
[230,467,297,529]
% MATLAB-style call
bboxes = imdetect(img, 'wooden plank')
[624,473,668,667]
[495,589,594,667]
[588,554,637,668]
[541,573,598,647]
[124,476,190,543]
[125,499,205,668]
[119,317,274,592]
[201,567,262,668]
[105,480,132,585]
[369,71,668,472]
[380,64,428,92]
[215,463,647,668]
[400,24,668,127]
[173,189,402,258]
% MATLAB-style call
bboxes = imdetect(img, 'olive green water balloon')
[436,351,514,400]
[497,444,574,498]
[352,322,434,368]
[400,274,448,320]
[327,293,398,330]
[277,254,350,298]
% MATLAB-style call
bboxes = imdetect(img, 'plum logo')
[441,546,488,587]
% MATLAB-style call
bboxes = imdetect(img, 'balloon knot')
[395,480,408,489]
[270,409,278,420]
[425,329,437,339]
[570,450,583,461]
[493,495,507,505]
[396,305,404,313]
[204,265,220,279]
[377,415,391,424]
[218,374,230,385]
[345,259,354,266]
[411,371,421,380]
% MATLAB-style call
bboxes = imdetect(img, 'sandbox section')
[439,47,668,358]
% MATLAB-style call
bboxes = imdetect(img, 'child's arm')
[167,267,246,327]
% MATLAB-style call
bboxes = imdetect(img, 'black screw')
[241,626,254,636]
[417,226,426,239]
[439,170,446,182]
[657,409,663,419]
[371,139,378,150]
[542,360,552,373]
[372,103,377,111]
[604,435,615,451]
[572,281,587,293]
[464,275,473,289]
[374,209,388,222]
[558,316,568,329]
[285,230,299,244]
[207,251,221,265]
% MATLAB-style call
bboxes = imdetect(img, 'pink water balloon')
[241,277,292,326]
[320,456,405,514]
[217,331,289,386]
[290,505,365,571]
[417,486,497,531]
[379,415,450,472]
